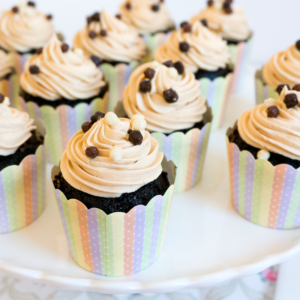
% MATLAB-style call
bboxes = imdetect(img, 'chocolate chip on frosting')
[125,2,132,10]
[163,60,173,68]
[82,122,92,133]
[0,94,4,103]
[61,43,69,53]
[201,19,208,27]
[152,4,160,12]
[276,84,290,95]
[85,146,99,159]
[144,68,156,80]
[129,130,143,145]
[115,14,122,19]
[27,1,35,7]
[267,106,279,118]
[36,48,43,54]
[292,84,300,92]
[163,89,179,103]
[181,22,191,33]
[296,40,300,51]
[179,42,190,52]
[46,14,53,20]
[91,12,100,22]
[173,61,184,75]
[127,129,133,134]
[100,29,107,37]
[89,30,97,39]
[90,55,102,66]
[139,80,151,93]
[207,0,214,6]
[29,65,40,74]
[12,6,19,13]
[284,93,299,108]
[91,111,105,123]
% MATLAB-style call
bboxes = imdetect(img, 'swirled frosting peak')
[61,113,164,197]
[155,21,230,73]
[20,35,106,101]
[73,10,147,63]
[238,86,300,160]
[0,95,36,156]
[191,0,251,42]
[262,43,300,89]
[119,0,174,35]
[123,61,207,133]
[0,2,55,53]
[0,49,13,79]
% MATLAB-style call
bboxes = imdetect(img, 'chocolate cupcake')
[123,61,212,192]
[73,9,147,112]
[227,86,300,229]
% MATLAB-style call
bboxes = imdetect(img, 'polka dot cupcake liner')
[152,106,212,194]
[51,158,176,276]
[0,120,47,234]
[227,126,300,230]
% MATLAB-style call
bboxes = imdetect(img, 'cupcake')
[0,94,47,233]
[52,112,175,276]
[73,10,147,112]
[0,1,55,76]
[20,34,108,165]
[119,0,175,59]
[191,0,252,91]
[227,86,300,229]
[123,61,212,193]
[155,20,232,129]
[256,41,300,105]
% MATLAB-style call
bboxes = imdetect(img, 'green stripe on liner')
[256,79,264,105]
[151,133,164,152]
[238,151,248,216]
[96,210,107,276]
[75,103,86,131]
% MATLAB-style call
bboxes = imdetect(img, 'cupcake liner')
[227,125,300,230]
[20,96,108,165]
[152,107,212,193]
[255,70,277,105]
[229,35,254,93]
[0,74,21,109]
[199,72,233,130]
[0,120,47,234]
[51,158,176,276]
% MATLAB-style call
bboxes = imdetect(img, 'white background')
[2,0,300,65]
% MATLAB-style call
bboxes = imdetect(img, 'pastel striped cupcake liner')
[199,73,233,130]
[255,70,277,105]
[51,158,176,276]
[20,97,108,165]
[0,74,20,109]
[152,109,212,193]
[0,120,47,234]
[227,127,300,230]
[9,52,32,78]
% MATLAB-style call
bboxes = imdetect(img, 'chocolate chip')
[27,1,35,7]
[139,80,151,93]
[125,2,132,10]
[144,68,156,80]
[276,84,290,95]
[29,65,40,74]
[91,111,105,123]
[173,61,184,75]
[179,42,190,52]
[115,14,122,19]
[296,40,300,52]
[100,29,107,37]
[90,55,102,66]
[284,93,299,108]
[163,60,173,68]
[12,6,19,13]
[224,7,233,14]
[36,47,43,54]
[152,4,160,12]
[292,84,300,92]
[91,12,100,22]
[223,2,231,9]
[163,89,179,103]
[85,146,99,159]
[46,14,53,20]
[207,0,214,6]
[87,16,93,24]
[82,122,92,133]
[61,43,69,53]
[129,130,143,145]
[0,94,4,103]
[201,19,208,27]
[180,21,188,28]
[89,30,97,39]
[127,129,133,134]
[267,106,279,118]
[94,111,105,118]
[181,23,191,33]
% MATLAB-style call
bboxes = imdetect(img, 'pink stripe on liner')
[30,156,39,221]
[244,152,255,221]
[232,144,240,210]
[0,173,9,233]
[58,106,69,151]
[124,209,135,276]
[133,206,145,274]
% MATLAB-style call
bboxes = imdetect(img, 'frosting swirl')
[20,35,106,101]
[262,45,300,89]
[123,61,207,133]
[73,10,147,63]
[119,0,174,35]
[238,87,300,160]
[0,49,13,79]
[61,115,163,197]
[0,2,55,53]
[191,0,251,41]
[0,97,36,156]
[155,21,230,73]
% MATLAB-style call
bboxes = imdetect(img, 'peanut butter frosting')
[0,49,13,79]
[123,61,207,133]
[191,0,251,42]
[238,87,300,160]
[73,10,147,63]
[262,44,300,89]
[20,35,106,101]
[0,96,36,156]
[61,114,163,198]
[0,2,54,53]
[119,0,174,35]
[155,21,230,73]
